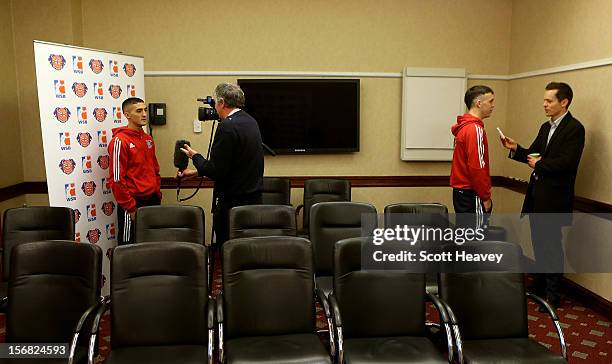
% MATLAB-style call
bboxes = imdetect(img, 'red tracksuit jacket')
[450,113,491,201]
[108,126,161,212]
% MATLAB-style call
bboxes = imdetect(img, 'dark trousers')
[212,192,263,246]
[117,194,161,245]
[529,213,564,305]
[453,188,489,229]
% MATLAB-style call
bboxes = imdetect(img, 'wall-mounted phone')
[148,103,166,125]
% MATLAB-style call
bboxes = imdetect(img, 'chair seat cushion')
[226,333,331,364]
[103,345,208,364]
[316,276,333,297]
[344,336,447,363]
[463,338,566,364]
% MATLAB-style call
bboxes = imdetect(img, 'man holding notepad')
[501,82,585,310]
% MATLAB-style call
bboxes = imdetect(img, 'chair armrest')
[426,293,456,363]
[217,292,225,364]
[0,295,7,311]
[426,292,450,324]
[526,292,558,319]
[527,292,567,360]
[206,297,215,364]
[315,286,336,358]
[295,204,304,217]
[315,286,331,318]
[207,297,216,330]
[69,299,103,364]
[328,293,342,328]
[328,293,344,364]
[87,296,110,364]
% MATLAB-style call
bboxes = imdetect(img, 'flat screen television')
[237,79,360,154]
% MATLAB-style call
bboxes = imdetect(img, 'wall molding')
[144,56,612,81]
[4,176,611,213]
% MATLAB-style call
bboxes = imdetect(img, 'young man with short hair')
[108,97,162,245]
[451,85,495,226]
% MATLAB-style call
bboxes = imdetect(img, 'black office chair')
[384,203,450,229]
[91,242,214,364]
[439,241,567,363]
[330,237,453,363]
[261,177,291,205]
[296,179,351,236]
[384,203,450,295]
[1,206,75,308]
[309,201,377,297]
[218,236,332,364]
[134,205,205,244]
[229,204,296,239]
[3,240,101,364]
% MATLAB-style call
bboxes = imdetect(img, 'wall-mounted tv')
[237,79,360,154]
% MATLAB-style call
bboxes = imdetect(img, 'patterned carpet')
[0,263,610,363]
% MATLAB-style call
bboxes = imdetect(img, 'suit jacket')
[192,110,264,201]
[511,111,585,217]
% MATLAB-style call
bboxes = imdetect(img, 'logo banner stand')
[34,40,145,294]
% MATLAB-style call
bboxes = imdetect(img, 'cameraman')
[178,82,264,244]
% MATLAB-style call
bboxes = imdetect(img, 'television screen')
[237,79,360,154]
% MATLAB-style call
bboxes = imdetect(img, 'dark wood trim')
[0,183,26,202]
[0,182,48,202]
[562,276,612,316]
[492,176,529,194]
[4,176,612,213]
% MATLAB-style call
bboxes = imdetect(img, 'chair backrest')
[384,203,449,229]
[309,202,376,276]
[302,179,351,229]
[2,207,75,280]
[110,242,208,347]
[134,205,205,244]
[223,237,315,339]
[229,205,296,239]
[438,241,527,340]
[6,241,101,342]
[261,177,291,205]
[334,237,426,338]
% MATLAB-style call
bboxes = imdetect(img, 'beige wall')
[10,0,83,181]
[11,0,513,180]
[508,0,612,300]
[509,0,612,74]
[2,0,610,300]
[0,0,23,188]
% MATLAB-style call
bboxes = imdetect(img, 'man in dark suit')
[178,82,264,245]
[501,82,585,310]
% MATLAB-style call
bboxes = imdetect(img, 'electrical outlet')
[193,119,202,133]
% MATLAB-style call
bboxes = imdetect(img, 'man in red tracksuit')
[108,97,162,245]
[450,85,495,228]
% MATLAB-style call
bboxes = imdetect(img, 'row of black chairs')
[262,177,351,236]
[1,237,566,364]
[1,202,566,363]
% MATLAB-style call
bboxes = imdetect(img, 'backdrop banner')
[34,40,145,294]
